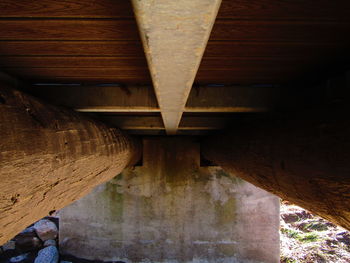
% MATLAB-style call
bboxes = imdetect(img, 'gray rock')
[2,240,16,250]
[34,246,59,263]
[20,226,35,234]
[10,253,29,262]
[43,239,57,247]
[60,261,73,263]
[34,219,58,241]
[15,234,41,252]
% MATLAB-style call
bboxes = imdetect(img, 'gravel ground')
[280,200,350,263]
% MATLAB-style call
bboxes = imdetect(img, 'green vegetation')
[297,232,320,243]
[280,201,350,262]
[280,256,297,263]
[281,227,320,243]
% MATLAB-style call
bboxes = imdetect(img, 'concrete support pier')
[59,138,280,263]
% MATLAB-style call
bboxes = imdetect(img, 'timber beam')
[0,83,141,244]
[202,106,350,230]
[28,85,280,114]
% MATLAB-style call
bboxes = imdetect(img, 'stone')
[34,219,58,241]
[2,240,16,251]
[20,226,35,234]
[16,236,41,252]
[14,231,41,252]
[34,246,59,263]
[10,253,29,262]
[60,261,73,263]
[44,239,57,247]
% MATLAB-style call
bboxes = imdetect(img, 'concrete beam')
[59,137,280,262]
[132,0,222,134]
[202,106,350,230]
[0,83,141,244]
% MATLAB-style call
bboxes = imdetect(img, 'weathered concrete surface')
[132,0,222,134]
[60,138,279,263]
[202,106,350,230]
[0,83,141,245]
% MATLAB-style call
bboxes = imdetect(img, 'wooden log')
[202,106,350,230]
[0,83,141,244]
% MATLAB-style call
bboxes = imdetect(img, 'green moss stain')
[219,244,237,257]
[114,173,123,181]
[103,182,124,223]
[141,196,154,220]
[215,169,243,185]
[215,198,237,226]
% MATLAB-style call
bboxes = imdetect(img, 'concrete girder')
[132,0,222,134]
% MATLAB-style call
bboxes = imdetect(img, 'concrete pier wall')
[59,138,280,263]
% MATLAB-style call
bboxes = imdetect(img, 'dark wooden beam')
[99,115,229,131]
[28,85,279,114]
[0,83,141,244]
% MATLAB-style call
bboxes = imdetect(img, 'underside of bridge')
[0,0,350,261]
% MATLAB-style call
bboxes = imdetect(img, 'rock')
[2,240,16,251]
[281,210,313,224]
[336,232,350,245]
[44,239,57,247]
[281,213,300,223]
[14,231,42,252]
[10,253,29,262]
[20,226,35,234]
[44,217,59,229]
[34,219,58,241]
[60,261,72,263]
[34,246,59,263]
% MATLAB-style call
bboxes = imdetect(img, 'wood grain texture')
[0,0,134,18]
[195,69,303,84]
[98,115,229,130]
[210,20,350,42]
[0,0,349,87]
[203,107,350,230]
[217,0,350,21]
[0,83,141,244]
[203,41,350,58]
[0,57,148,68]
[1,20,348,42]
[1,56,322,69]
[28,85,158,110]
[0,41,145,56]
[0,20,140,40]
[1,0,349,21]
[27,85,283,113]
[3,68,152,84]
[25,77,152,85]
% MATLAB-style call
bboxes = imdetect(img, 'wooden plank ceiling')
[0,0,350,134]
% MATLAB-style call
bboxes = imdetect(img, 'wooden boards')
[0,0,349,85]
[0,1,151,85]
